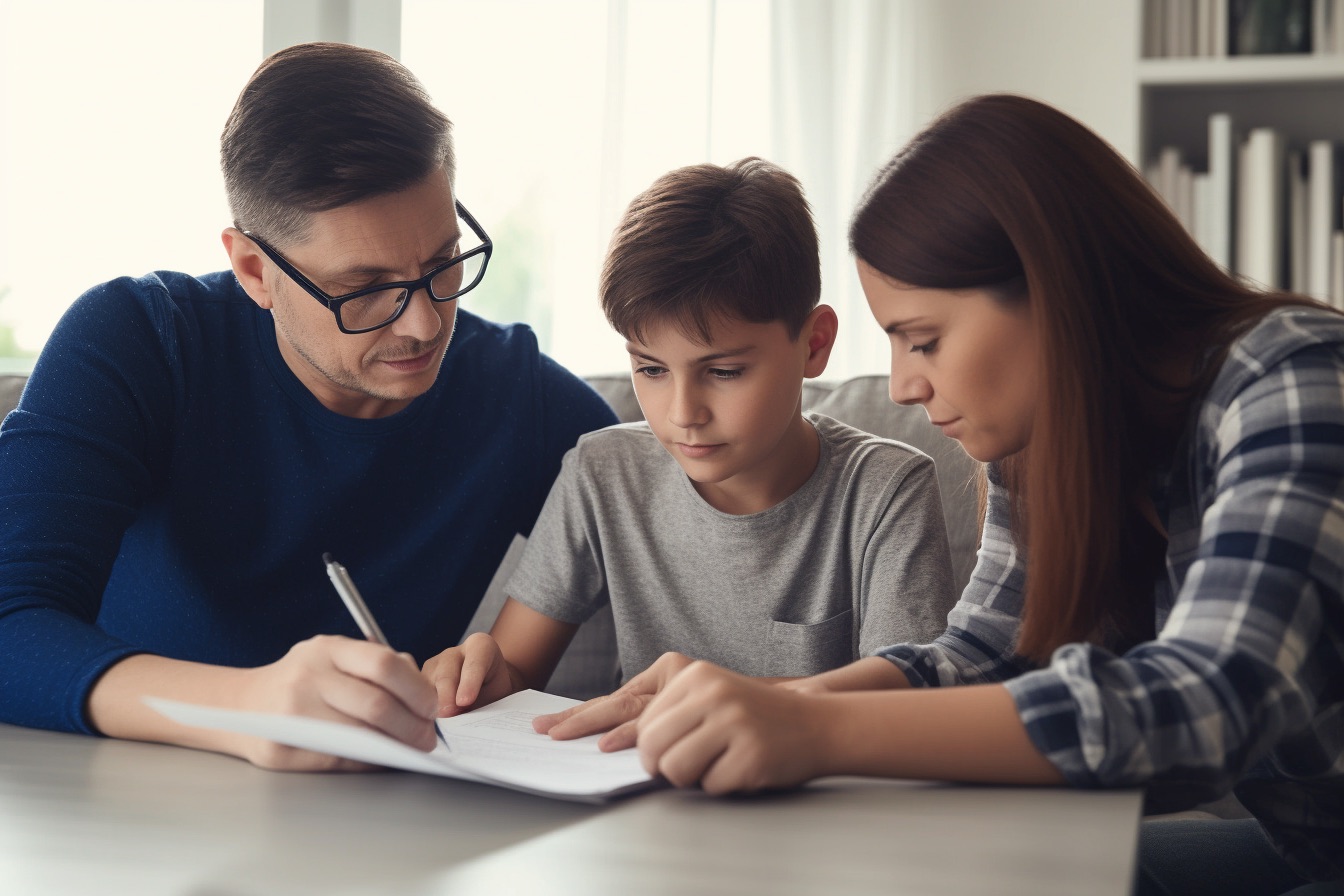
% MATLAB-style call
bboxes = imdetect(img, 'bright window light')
[0,1,263,370]
[403,0,773,376]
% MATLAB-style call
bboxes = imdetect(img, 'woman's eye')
[909,339,939,355]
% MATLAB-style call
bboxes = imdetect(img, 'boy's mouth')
[675,442,725,459]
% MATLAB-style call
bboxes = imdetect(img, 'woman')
[623,95,1344,892]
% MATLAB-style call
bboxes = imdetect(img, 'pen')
[322,552,449,748]
[322,552,389,645]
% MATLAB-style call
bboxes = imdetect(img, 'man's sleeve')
[0,277,178,733]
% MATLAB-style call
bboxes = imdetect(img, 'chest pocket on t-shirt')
[765,609,854,677]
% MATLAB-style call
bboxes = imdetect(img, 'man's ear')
[222,227,274,311]
[801,304,838,379]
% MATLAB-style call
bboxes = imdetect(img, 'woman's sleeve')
[1004,343,1344,796]
[876,463,1036,686]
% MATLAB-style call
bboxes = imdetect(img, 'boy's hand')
[422,632,519,717]
[533,651,695,750]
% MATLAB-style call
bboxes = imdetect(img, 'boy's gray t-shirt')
[505,413,957,679]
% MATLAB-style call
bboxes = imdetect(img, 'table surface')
[0,721,1142,896]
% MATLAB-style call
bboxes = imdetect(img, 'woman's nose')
[889,366,932,406]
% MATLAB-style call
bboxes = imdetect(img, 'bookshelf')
[1139,56,1344,167]
[1138,1,1344,304]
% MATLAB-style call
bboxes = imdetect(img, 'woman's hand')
[636,661,832,794]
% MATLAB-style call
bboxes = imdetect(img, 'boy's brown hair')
[600,157,820,344]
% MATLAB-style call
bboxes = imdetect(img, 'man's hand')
[236,635,441,770]
[422,632,520,718]
[532,651,695,751]
[636,660,830,794]
[89,636,442,772]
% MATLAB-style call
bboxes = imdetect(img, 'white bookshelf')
[1138,1,1344,303]
[1139,55,1344,166]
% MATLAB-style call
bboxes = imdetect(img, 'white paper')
[146,689,656,803]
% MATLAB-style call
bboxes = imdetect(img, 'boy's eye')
[909,339,939,355]
[635,365,667,378]
[708,368,743,380]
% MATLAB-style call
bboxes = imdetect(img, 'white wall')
[903,0,1142,163]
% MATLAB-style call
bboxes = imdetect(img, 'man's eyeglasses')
[244,200,492,335]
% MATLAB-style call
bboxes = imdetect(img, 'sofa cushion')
[0,375,24,419]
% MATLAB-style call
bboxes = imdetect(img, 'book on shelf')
[1289,149,1310,293]
[1230,0,1313,54]
[1237,126,1287,289]
[1207,112,1237,271]
[1308,140,1342,300]
[1332,230,1344,307]
[1150,122,1344,300]
[1144,0,1340,58]
[1314,0,1344,53]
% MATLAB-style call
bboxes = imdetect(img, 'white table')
[0,722,1141,895]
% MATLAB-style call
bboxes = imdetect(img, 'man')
[0,42,615,769]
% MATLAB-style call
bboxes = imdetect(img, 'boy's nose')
[668,384,709,428]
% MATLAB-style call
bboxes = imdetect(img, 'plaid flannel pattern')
[877,308,1344,879]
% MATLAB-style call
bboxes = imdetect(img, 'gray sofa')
[0,371,981,698]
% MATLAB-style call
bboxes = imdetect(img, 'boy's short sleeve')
[855,455,959,655]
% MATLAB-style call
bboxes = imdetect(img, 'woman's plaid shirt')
[878,308,1344,880]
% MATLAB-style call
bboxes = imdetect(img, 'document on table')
[146,689,658,803]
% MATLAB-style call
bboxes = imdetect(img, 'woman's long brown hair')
[850,94,1327,662]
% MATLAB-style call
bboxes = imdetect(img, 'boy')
[423,158,955,724]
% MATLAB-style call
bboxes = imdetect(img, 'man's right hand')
[86,636,440,772]
[238,635,441,768]
[421,632,520,719]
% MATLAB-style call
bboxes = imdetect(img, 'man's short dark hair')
[221,41,454,247]
[600,158,821,344]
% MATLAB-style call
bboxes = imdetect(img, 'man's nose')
[389,288,447,342]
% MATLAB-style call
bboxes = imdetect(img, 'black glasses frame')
[244,200,492,334]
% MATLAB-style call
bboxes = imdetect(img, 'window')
[0,0,264,371]
[403,0,775,377]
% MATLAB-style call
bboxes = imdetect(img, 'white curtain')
[769,0,928,378]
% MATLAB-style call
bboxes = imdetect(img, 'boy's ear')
[801,304,839,379]
[222,227,275,311]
